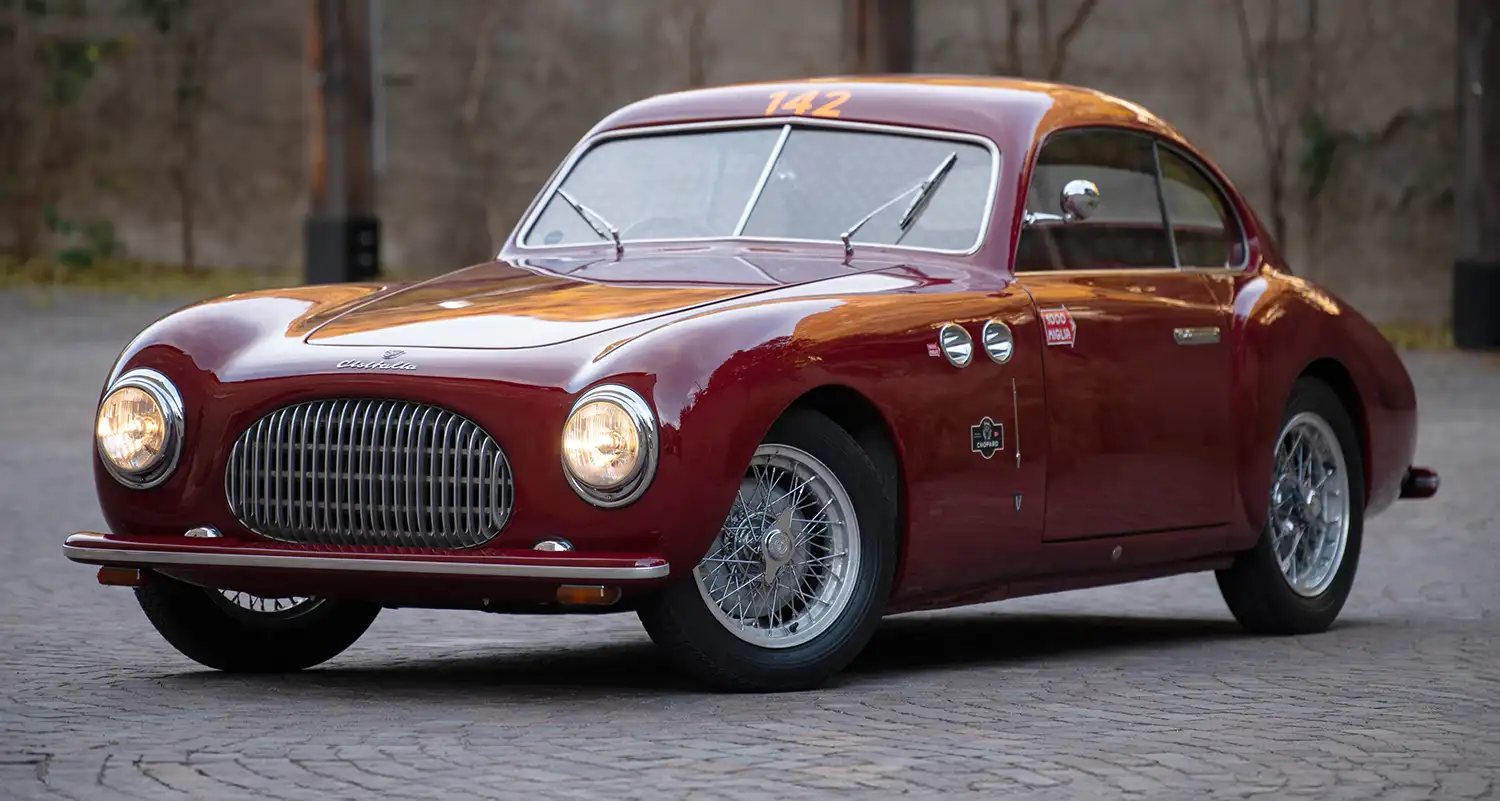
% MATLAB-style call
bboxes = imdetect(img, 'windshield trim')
[511,117,1003,258]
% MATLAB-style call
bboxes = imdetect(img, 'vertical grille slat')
[225,399,512,549]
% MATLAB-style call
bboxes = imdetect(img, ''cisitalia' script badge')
[336,349,417,371]
[970,417,1004,459]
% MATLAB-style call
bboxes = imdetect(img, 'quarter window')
[1015,130,1173,272]
[1158,147,1245,268]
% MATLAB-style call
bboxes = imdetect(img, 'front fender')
[573,294,858,566]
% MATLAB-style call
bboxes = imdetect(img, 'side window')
[1015,130,1173,272]
[1157,147,1245,268]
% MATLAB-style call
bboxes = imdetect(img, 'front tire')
[1217,377,1365,635]
[136,573,380,672]
[639,409,896,692]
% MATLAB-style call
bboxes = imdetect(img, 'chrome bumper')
[1399,466,1440,500]
[63,532,671,581]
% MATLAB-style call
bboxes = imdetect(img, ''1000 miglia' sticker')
[1040,306,1077,347]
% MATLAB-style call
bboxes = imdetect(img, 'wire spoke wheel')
[1268,411,1350,597]
[693,444,861,649]
[210,590,325,623]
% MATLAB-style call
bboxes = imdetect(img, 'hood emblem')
[336,350,418,371]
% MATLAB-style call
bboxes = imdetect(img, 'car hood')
[304,251,886,350]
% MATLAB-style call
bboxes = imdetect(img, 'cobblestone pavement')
[1,290,1497,800]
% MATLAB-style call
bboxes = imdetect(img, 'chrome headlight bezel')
[95,368,185,490]
[560,384,659,508]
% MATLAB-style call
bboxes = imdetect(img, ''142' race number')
[764,89,851,118]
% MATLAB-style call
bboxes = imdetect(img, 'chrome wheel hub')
[1268,412,1350,597]
[694,444,860,649]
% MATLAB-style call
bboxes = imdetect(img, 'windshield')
[521,124,996,253]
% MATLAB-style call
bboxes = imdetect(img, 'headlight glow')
[97,387,168,472]
[560,385,658,507]
[562,399,642,489]
[95,368,184,489]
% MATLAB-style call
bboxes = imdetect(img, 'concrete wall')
[18,0,1458,324]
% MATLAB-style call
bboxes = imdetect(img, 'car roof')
[590,75,1188,154]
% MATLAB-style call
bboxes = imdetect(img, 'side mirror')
[1023,178,1102,227]
[1060,179,1100,222]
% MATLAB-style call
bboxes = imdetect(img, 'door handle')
[1173,326,1221,346]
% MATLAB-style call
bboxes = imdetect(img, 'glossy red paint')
[1017,269,1233,541]
[70,77,1432,619]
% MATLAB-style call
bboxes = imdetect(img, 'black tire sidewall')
[640,409,896,690]
[1239,378,1366,629]
[136,573,380,672]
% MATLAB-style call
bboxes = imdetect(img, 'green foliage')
[42,204,120,268]
[10,0,131,109]
[35,38,127,107]
[1297,111,1340,202]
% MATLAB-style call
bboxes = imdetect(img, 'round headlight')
[561,385,658,507]
[96,368,184,489]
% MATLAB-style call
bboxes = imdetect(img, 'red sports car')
[68,77,1439,691]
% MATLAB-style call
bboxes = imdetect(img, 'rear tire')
[136,573,380,672]
[1217,377,1364,635]
[639,409,896,692]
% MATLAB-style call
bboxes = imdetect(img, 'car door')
[1012,128,1234,541]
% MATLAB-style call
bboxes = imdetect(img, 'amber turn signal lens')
[96,567,145,587]
[555,584,622,606]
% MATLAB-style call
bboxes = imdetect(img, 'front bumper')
[63,532,671,581]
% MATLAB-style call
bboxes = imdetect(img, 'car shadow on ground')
[162,611,1281,696]
[848,612,1244,677]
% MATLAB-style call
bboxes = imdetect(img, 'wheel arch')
[784,385,908,584]
[1297,358,1371,503]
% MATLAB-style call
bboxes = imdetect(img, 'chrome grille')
[225,399,513,549]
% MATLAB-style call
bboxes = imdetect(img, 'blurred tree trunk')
[307,0,380,282]
[460,0,502,254]
[664,0,710,88]
[976,0,1098,79]
[842,0,914,73]
[127,0,229,273]
[1458,0,1500,263]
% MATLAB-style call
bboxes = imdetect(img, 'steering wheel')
[621,216,715,241]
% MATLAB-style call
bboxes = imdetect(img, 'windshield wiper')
[894,152,958,243]
[556,188,622,256]
[839,151,958,256]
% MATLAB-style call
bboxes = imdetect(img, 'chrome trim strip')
[733,123,791,236]
[1011,377,1021,469]
[511,116,1003,258]
[63,538,671,581]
